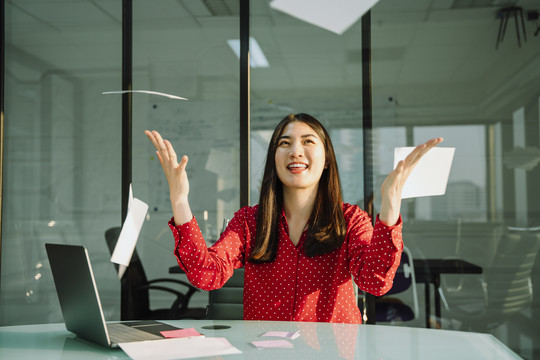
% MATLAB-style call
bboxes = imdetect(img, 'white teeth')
[288,163,307,169]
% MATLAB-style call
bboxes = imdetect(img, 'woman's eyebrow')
[278,133,317,139]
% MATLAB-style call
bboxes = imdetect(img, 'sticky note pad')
[160,328,202,339]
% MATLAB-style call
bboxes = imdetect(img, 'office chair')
[440,231,540,331]
[375,246,419,323]
[206,268,244,320]
[105,227,206,320]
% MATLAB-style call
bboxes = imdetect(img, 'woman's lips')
[287,162,308,174]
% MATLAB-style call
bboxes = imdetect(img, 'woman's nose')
[290,143,304,158]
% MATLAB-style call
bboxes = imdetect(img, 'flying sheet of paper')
[110,184,149,278]
[102,90,188,100]
[394,147,455,199]
[118,337,242,360]
[270,0,380,35]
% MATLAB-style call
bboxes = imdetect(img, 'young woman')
[145,113,442,323]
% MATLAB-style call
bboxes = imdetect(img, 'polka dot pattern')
[168,203,403,324]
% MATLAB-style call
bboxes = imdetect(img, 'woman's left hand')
[379,137,443,226]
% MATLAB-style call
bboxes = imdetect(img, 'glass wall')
[2,0,540,358]
[250,0,364,207]
[131,0,240,311]
[0,0,240,324]
[371,0,540,358]
[1,0,123,324]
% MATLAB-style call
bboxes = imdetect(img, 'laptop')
[45,243,179,348]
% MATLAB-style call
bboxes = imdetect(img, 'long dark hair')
[248,113,347,263]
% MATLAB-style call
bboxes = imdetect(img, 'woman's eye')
[278,141,289,146]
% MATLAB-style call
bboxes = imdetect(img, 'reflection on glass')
[2,0,122,324]
[250,1,365,206]
[1,0,241,324]
[132,0,240,311]
[372,0,540,356]
[413,125,486,222]
[227,37,270,68]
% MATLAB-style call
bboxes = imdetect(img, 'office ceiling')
[5,0,540,124]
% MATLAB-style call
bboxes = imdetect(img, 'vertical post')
[121,0,133,320]
[361,10,376,325]
[502,122,514,220]
[239,0,250,207]
[0,0,5,281]
[486,125,496,222]
[405,126,415,218]
[122,0,133,223]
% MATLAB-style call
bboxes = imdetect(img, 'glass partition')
[372,0,540,357]
[0,0,241,324]
[1,0,122,324]
[250,0,364,207]
[2,1,539,358]
[131,0,240,311]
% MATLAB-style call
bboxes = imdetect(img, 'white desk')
[0,320,521,359]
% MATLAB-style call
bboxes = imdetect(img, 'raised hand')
[145,130,193,225]
[379,137,443,226]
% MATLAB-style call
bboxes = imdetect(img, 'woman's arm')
[379,137,443,226]
[346,205,403,296]
[145,130,193,225]
[169,208,248,290]
[146,130,247,290]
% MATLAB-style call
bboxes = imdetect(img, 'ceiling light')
[227,37,270,68]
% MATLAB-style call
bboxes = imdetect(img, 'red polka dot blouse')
[169,203,403,324]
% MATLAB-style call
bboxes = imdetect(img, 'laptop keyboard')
[107,323,163,343]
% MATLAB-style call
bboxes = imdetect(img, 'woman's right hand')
[145,130,193,224]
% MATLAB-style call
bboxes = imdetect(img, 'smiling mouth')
[287,163,308,172]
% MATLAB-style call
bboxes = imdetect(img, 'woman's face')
[274,121,326,192]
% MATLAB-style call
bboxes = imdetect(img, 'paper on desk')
[251,339,294,348]
[110,184,149,278]
[394,147,455,199]
[260,330,300,339]
[118,337,241,360]
[270,0,380,35]
[102,90,188,100]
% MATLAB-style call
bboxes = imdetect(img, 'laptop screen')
[46,243,111,346]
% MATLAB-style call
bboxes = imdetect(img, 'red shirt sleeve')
[345,204,403,296]
[168,208,249,290]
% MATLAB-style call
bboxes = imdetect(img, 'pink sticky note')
[251,340,293,348]
[261,331,300,339]
[160,328,202,338]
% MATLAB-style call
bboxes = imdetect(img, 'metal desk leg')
[434,275,441,329]
[364,293,376,324]
[424,282,431,328]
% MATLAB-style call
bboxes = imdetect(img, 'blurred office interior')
[1,0,539,358]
